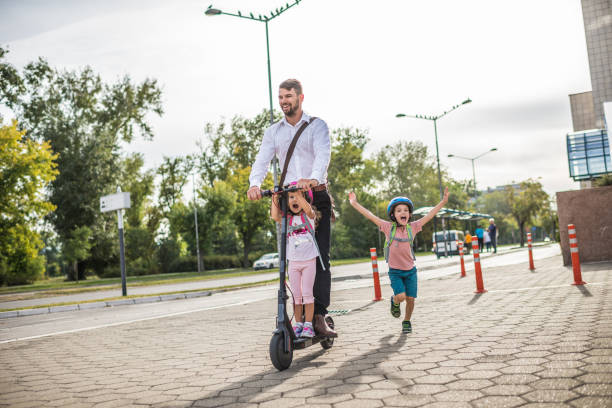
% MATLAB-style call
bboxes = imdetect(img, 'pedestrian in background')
[464,231,472,254]
[488,218,497,253]
[475,226,484,251]
[484,229,491,252]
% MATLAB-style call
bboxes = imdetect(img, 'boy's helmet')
[387,197,414,222]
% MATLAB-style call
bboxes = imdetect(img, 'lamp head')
[205,7,222,15]
[462,98,472,105]
[447,154,454,158]
[490,147,498,152]
[396,113,406,118]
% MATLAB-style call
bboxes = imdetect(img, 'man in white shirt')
[247,79,336,337]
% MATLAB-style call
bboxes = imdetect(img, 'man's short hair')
[279,79,302,95]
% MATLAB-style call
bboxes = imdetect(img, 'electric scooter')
[261,185,335,371]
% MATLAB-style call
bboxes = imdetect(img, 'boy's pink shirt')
[379,219,423,270]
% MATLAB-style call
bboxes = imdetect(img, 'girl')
[271,187,322,338]
[348,187,449,333]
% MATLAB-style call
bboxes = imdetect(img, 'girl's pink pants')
[288,258,316,304]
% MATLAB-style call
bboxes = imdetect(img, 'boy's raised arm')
[419,187,449,226]
[348,192,386,228]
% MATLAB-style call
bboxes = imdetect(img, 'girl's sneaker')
[301,323,315,338]
[293,323,303,337]
[390,297,401,318]
[402,320,412,333]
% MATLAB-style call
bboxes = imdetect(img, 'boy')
[348,188,449,333]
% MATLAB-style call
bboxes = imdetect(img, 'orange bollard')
[370,248,382,301]
[568,224,586,285]
[458,241,466,277]
[527,232,535,271]
[472,240,487,293]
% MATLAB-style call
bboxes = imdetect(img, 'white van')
[432,230,465,258]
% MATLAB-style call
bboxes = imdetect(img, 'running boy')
[271,187,322,338]
[348,188,449,333]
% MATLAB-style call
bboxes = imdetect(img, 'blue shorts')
[389,267,418,298]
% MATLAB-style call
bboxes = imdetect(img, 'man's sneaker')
[402,320,412,333]
[293,323,303,337]
[390,297,401,318]
[301,324,315,338]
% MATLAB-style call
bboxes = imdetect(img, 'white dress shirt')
[249,112,331,188]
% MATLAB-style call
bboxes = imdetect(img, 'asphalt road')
[0,244,560,343]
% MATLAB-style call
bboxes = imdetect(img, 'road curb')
[0,291,213,319]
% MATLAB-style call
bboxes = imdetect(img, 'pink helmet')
[289,181,313,202]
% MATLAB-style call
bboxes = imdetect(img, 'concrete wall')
[557,186,612,265]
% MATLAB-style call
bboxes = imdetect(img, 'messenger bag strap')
[279,117,317,187]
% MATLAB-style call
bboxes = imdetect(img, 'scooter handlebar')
[260,185,301,197]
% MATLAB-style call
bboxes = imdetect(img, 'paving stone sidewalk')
[1,254,611,407]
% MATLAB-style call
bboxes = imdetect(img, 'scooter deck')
[292,334,333,349]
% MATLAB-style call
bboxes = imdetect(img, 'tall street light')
[396,98,472,257]
[205,1,303,185]
[448,147,498,198]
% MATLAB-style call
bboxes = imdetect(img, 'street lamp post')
[205,1,303,185]
[192,172,202,273]
[447,148,497,198]
[396,98,472,257]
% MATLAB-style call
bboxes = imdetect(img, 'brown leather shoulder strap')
[279,116,317,187]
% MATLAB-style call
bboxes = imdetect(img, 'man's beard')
[283,101,300,117]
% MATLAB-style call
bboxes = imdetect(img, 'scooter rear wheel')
[320,316,335,350]
[270,332,293,371]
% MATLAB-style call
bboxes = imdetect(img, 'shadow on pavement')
[574,284,593,297]
[191,331,409,406]
[467,293,484,305]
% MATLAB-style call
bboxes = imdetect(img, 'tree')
[505,179,550,247]
[226,167,272,266]
[157,156,193,216]
[327,127,380,210]
[197,110,283,187]
[1,48,163,275]
[62,226,93,282]
[0,120,58,285]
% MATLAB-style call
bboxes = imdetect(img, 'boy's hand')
[348,191,357,205]
[442,187,449,204]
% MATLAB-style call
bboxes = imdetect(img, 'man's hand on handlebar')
[247,186,262,201]
[296,178,318,190]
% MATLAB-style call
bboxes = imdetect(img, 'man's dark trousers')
[312,189,331,316]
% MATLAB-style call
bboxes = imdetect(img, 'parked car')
[253,253,280,270]
[432,230,465,258]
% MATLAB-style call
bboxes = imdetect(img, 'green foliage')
[505,179,550,246]
[157,156,193,215]
[0,121,57,285]
[63,226,93,281]
[327,127,380,210]
[594,174,612,187]
[0,49,163,277]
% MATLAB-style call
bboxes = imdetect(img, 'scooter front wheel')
[269,332,293,371]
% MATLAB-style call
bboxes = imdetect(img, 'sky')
[0,0,594,198]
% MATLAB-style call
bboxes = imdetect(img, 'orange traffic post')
[458,241,466,277]
[527,232,535,271]
[568,224,586,285]
[370,248,383,301]
[472,240,487,293]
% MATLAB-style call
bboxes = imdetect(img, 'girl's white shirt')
[286,213,318,261]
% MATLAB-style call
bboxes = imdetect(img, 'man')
[488,218,497,253]
[247,79,336,337]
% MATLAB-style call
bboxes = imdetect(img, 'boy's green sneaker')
[402,320,412,333]
[390,296,400,318]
